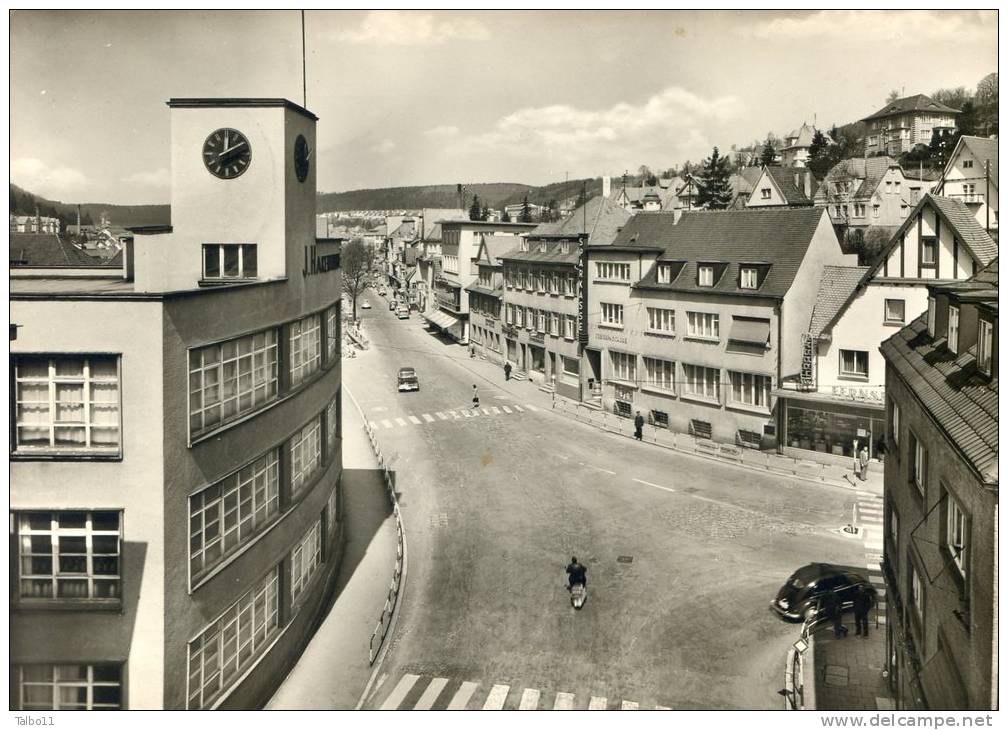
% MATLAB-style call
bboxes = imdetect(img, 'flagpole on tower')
[301,10,307,108]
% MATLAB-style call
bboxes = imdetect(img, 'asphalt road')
[345,291,866,710]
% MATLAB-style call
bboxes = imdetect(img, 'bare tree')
[342,237,375,322]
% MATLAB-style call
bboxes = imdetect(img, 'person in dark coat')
[471,384,480,408]
[853,585,875,637]
[819,590,847,637]
[565,557,587,590]
[633,411,645,440]
[504,361,512,381]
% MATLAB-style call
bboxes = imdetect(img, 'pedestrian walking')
[633,411,645,441]
[853,585,875,638]
[858,445,870,481]
[470,344,476,359]
[471,384,480,408]
[504,361,512,381]
[819,591,847,637]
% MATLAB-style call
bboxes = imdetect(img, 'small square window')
[839,349,869,379]
[884,298,905,324]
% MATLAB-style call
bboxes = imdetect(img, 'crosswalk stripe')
[553,692,575,709]
[502,406,513,414]
[414,677,448,710]
[483,684,509,710]
[463,410,474,418]
[526,404,539,411]
[655,705,671,710]
[408,415,422,425]
[513,405,525,412]
[519,688,540,710]
[482,408,492,415]
[369,421,379,430]
[446,681,478,710]
[423,413,435,423]
[450,410,460,419]
[621,700,639,710]
[436,412,448,420]
[588,696,607,710]
[381,419,393,429]
[381,673,420,710]
[491,407,501,415]
[395,417,407,427]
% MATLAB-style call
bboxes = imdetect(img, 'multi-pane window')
[551,273,560,293]
[187,567,280,710]
[963,159,974,169]
[13,355,121,453]
[839,349,869,379]
[885,298,905,324]
[911,432,927,496]
[921,237,937,266]
[760,187,771,200]
[16,664,122,710]
[550,312,560,336]
[600,302,624,326]
[889,503,899,546]
[291,518,323,606]
[978,319,993,375]
[326,305,339,361]
[854,203,866,217]
[926,297,936,336]
[328,488,339,537]
[698,265,714,287]
[596,262,630,281]
[647,307,674,334]
[290,417,322,495]
[728,371,771,409]
[683,364,720,401]
[610,351,637,382]
[909,560,924,624]
[189,450,280,582]
[564,274,575,296]
[189,330,278,438]
[17,511,121,600]
[326,395,339,454]
[657,264,674,284]
[537,311,547,333]
[891,400,901,447]
[740,267,758,289]
[289,314,321,387]
[947,305,960,354]
[944,487,968,579]
[565,315,576,340]
[643,357,675,392]
[686,311,719,339]
[203,244,257,280]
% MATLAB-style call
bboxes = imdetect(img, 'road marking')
[490,406,501,415]
[588,696,608,710]
[381,419,393,429]
[483,684,509,709]
[621,700,639,710]
[446,681,478,710]
[482,407,492,415]
[633,478,676,493]
[370,406,388,412]
[553,692,575,710]
[518,688,540,710]
[526,404,540,411]
[494,395,508,400]
[436,412,448,420]
[395,417,407,427]
[463,410,474,418]
[579,462,616,475]
[408,415,422,425]
[369,421,380,430]
[502,406,513,414]
[414,677,448,710]
[558,454,569,460]
[450,411,461,419]
[513,405,525,412]
[380,673,420,710]
[422,413,435,423]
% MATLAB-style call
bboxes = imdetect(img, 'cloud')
[123,167,169,187]
[445,86,744,174]
[423,125,459,139]
[11,157,89,198]
[335,11,489,46]
[745,10,992,43]
[371,139,396,155]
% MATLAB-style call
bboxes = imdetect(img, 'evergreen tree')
[520,195,532,223]
[468,194,482,221]
[697,147,733,210]
[501,208,511,223]
[808,129,834,180]
[760,139,777,166]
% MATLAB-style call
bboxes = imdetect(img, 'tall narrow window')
[912,433,927,497]
[890,400,900,447]
[910,560,924,624]
[947,305,960,354]
[977,319,993,375]
[944,487,968,580]
[921,237,937,266]
[290,417,322,496]
[326,305,339,361]
[291,518,323,607]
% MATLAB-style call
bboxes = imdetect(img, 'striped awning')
[423,310,462,330]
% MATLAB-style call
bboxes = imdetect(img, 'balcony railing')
[946,192,983,204]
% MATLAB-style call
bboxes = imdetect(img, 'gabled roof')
[880,260,998,484]
[783,122,817,150]
[808,266,871,336]
[758,166,816,205]
[861,94,961,122]
[9,233,102,267]
[814,157,899,202]
[527,195,632,246]
[941,135,999,190]
[476,234,515,267]
[614,207,831,298]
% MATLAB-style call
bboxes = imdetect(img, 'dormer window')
[947,305,960,354]
[519,239,529,252]
[203,243,257,280]
[978,319,993,375]
[698,265,714,287]
[740,267,758,290]
[560,241,570,254]
[760,188,771,200]
[539,241,548,253]
[657,264,674,284]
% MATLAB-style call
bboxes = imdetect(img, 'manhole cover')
[617,555,633,564]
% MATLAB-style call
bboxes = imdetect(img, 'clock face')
[202,128,252,179]
[294,134,310,183]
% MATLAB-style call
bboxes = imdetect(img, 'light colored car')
[396,306,409,320]
[397,367,419,392]
[361,300,372,310]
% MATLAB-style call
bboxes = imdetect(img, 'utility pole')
[986,160,991,233]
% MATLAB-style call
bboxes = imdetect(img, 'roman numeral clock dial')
[202,127,252,179]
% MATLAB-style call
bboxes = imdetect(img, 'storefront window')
[785,403,884,459]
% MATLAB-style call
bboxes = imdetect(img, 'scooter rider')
[566,556,587,590]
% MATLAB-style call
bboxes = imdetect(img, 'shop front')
[776,388,886,466]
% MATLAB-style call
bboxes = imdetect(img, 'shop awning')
[405,268,417,284]
[436,277,462,289]
[772,387,885,411]
[423,310,462,330]
[728,317,770,345]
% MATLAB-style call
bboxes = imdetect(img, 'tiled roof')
[814,157,897,202]
[808,265,870,336]
[422,222,443,243]
[499,244,579,265]
[960,135,999,188]
[477,234,516,266]
[526,195,631,245]
[879,260,998,483]
[861,94,961,122]
[464,283,502,298]
[928,195,999,264]
[617,207,830,298]
[9,233,102,266]
[764,166,816,205]
[783,122,816,149]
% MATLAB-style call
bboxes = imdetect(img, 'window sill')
[640,385,676,398]
[13,598,122,613]
[598,323,624,330]
[199,277,259,287]
[607,378,637,389]
[838,373,870,382]
[11,450,122,462]
[725,402,772,417]
[883,320,906,327]
[683,335,720,344]
[679,393,721,407]
[644,330,675,338]
[594,279,631,285]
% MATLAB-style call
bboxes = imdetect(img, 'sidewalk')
[266,391,398,710]
[812,625,892,710]
[398,328,884,497]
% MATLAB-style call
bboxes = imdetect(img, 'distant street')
[345,289,866,710]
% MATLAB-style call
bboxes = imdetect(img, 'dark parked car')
[397,367,419,392]
[770,563,876,622]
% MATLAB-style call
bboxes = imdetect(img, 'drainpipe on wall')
[776,300,784,454]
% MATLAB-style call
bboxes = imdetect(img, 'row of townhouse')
[10,99,344,710]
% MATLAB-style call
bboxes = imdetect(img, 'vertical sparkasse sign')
[577,233,589,344]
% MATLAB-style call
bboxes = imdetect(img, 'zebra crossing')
[375,673,671,710]
[369,403,541,431]
[855,490,887,624]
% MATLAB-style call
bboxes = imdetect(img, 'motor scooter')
[569,581,587,610]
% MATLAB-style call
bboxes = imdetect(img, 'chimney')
[602,175,612,199]
[123,235,135,281]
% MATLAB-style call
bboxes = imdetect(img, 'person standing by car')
[633,411,645,441]
[853,585,874,637]
[504,361,512,381]
[819,590,847,637]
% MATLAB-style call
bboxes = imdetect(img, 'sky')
[9,9,998,205]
